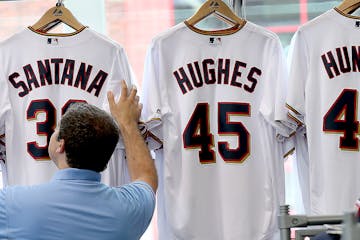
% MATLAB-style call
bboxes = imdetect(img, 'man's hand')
[107,80,142,132]
[107,80,158,192]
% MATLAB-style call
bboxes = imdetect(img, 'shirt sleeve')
[104,45,138,150]
[140,40,166,149]
[0,66,9,167]
[107,45,137,101]
[0,67,11,136]
[0,188,8,238]
[286,29,309,127]
[259,36,294,138]
[102,45,137,114]
[119,181,156,238]
[101,46,138,186]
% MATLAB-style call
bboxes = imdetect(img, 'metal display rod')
[278,205,343,240]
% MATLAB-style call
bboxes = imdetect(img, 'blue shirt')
[0,168,155,240]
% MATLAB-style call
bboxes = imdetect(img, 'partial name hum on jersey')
[8,58,108,98]
[322,46,360,79]
[174,58,262,95]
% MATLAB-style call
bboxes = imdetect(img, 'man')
[313,232,340,240]
[0,80,157,240]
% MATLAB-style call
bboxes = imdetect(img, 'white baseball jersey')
[286,8,360,215]
[0,134,6,186]
[0,134,5,162]
[287,128,310,214]
[0,27,135,186]
[142,21,290,240]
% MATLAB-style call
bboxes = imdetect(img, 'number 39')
[27,99,86,160]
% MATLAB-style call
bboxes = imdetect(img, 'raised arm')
[107,80,158,192]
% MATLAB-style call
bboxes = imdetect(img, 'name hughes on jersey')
[8,58,108,97]
[173,58,262,95]
[321,46,360,79]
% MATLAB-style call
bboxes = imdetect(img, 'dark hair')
[58,103,119,172]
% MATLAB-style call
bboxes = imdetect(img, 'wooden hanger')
[30,1,85,35]
[337,0,360,14]
[185,0,245,28]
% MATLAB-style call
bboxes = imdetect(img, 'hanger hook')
[56,0,64,7]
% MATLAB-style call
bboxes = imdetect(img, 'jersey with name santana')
[0,27,135,186]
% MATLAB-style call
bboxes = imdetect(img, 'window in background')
[0,1,343,239]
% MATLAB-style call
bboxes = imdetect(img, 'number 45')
[183,102,251,164]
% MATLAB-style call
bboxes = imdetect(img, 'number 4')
[323,89,359,150]
[183,102,250,164]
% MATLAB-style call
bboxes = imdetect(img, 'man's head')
[49,103,119,172]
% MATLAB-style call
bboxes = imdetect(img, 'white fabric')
[286,8,360,215]
[0,27,136,186]
[142,21,288,240]
[294,128,311,214]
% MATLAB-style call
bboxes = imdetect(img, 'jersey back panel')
[0,28,135,185]
[142,22,288,240]
[286,8,360,214]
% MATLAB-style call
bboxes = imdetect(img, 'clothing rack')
[278,205,343,240]
[342,212,360,240]
[56,0,64,7]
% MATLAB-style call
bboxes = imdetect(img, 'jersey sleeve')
[138,119,163,150]
[285,29,309,127]
[0,67,11,136]
[259,37,294,138]
[104,45,137,110]
[0,134,6,165]
[101,46,138,186]
[104,45,138,148]
[140,40,168,149]
[112,46,137,95]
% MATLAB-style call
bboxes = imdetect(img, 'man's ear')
[56,139,65,153]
